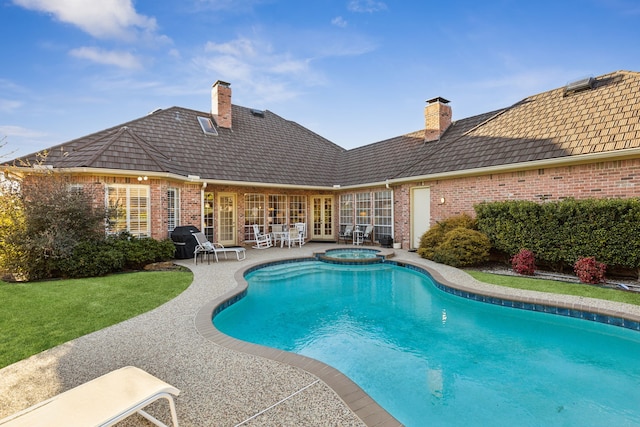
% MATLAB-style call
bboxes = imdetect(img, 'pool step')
[249,262,324,281]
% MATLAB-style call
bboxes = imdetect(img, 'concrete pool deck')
[2,244,640,426]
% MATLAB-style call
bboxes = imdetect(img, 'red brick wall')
[32,157,640,249]
[389,158,640,249]
[428,159,640,224]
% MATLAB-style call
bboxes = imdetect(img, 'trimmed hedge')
[44,234,177,279]
[475,198,640,271]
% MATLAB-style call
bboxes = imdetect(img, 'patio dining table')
[271,229,290,247]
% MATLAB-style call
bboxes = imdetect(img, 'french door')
[218,193,237,246]
[311,196,333,240]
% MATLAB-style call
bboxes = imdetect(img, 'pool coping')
[194,254,640,427]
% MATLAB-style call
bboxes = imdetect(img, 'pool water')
[214,261,640,427]
[323,248,379,259]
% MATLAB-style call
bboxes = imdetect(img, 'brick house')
[6,70,640,249]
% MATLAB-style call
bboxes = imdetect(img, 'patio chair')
[192,232,246,264]
[270,224,286,247]
[361,224,374,245]
[252,224,273,249]
[281,226,304,248]
[294,223,306,245]
[338,225,353,244]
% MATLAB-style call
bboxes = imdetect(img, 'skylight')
[197,116,218,136]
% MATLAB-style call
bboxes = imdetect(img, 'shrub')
[55,234,176,279]
[511,249,536,275]
[56,240,125,278]
[431,227,491,267]
[475,198,640,272]
[574,257,607,284]
[418,213,476,259]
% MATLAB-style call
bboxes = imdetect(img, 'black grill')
[379,235,393,248]
[170,225,200,259]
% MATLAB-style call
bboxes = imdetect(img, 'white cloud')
[0,125,47,138]
[12,0,157,40]
[332,16,348,27]
[0,99,23,113]
[348,0,387,13]
[69,47,143,69]
[205,38,259,57]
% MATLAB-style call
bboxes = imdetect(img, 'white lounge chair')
[192,232,246,264]
[252,224,273,249]
[0,366,179,427]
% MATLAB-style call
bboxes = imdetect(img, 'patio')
[1,244,639,426]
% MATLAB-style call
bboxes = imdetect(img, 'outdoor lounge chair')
[338,225,353,244]
[0,366,180,427]
[192,232,246,264]
[252,224,273,249]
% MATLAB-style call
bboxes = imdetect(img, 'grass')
[0,270,193,369]
[465,270,640,306]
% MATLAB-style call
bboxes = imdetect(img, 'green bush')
[55,234,176,279]
[417,213,476,259]
[56,239,125,278]
[432,228,491,267]
[418,214,490,267]
[475,198,640,272]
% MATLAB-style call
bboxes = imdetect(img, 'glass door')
[311,196,333,240]
[218,193,237,246]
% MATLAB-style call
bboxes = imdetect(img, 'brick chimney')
[211,80,232,129]
[424,97,451,142]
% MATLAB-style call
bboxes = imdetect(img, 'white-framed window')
[355,192,371,229]
[268,194,287,226]
[203,191,215,241]
[289,195,307,225]
[374,190,393,239]
[167,188,180,233]
[244,193,266,241]
[106,185,150,237]
[338,190,393,242]
[339,193,354,233]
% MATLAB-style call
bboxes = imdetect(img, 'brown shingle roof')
[337,70,640,185]
[12,70,640,188]
[20,106,345,187]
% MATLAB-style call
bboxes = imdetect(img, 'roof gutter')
[344,147,640,189]
[6,146,640,190]
[2,166,340,190]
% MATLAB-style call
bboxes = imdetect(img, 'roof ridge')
[82,127,127,165]
[123,127,172,171]
[78,126,172,170]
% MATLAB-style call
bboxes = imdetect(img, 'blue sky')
[2,0,640,159]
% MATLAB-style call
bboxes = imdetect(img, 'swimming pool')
[213,260,640,426]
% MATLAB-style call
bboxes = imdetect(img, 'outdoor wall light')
[440,197,445,204]
[137,176,148,181]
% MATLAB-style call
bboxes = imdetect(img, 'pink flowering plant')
[511,249,536,275]
[573,257,607,284]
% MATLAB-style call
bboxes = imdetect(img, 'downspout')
[201,182,207,232]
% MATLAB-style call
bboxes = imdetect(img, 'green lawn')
[465,270,640,306]
[0,270,193,369]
